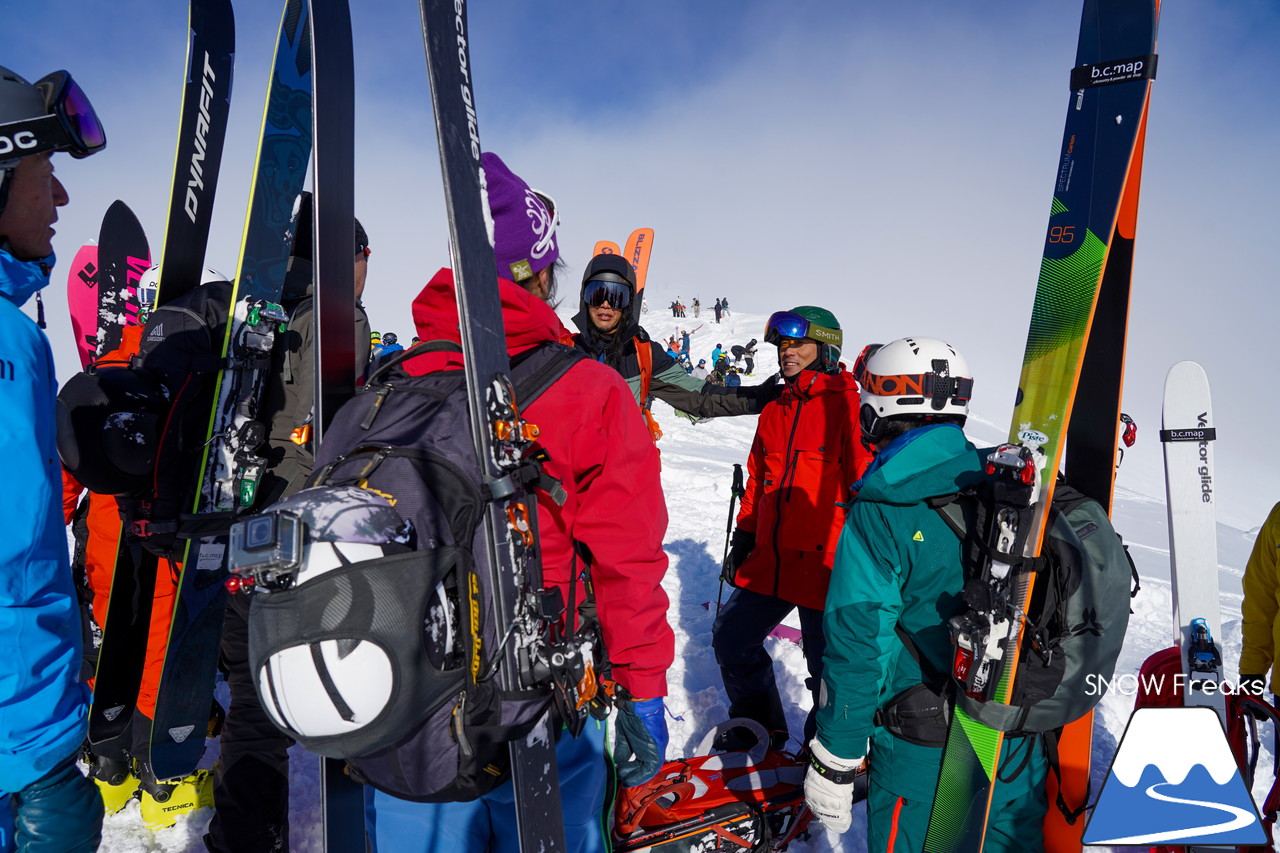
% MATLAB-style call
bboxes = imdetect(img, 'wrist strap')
[809,751,861,785]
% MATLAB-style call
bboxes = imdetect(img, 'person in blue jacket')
[0,64,106,852]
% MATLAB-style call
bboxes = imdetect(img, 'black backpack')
[239,340,601,802]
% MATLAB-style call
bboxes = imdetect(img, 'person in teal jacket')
[1,64,106,851]
[803,337,1047,853]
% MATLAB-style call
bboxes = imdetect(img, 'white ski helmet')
[858,336,973,442]
[137,263,229,313]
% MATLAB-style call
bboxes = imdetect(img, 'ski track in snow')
[92,309,1269,853]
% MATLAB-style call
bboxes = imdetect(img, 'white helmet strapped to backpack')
[137,263,229,314]
[857,336,973,442]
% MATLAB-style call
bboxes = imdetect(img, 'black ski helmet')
[581,252,636,290]
[383,332,398,345]
[56,366,170,495]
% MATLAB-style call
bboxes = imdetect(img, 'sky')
[7,0,1280,528]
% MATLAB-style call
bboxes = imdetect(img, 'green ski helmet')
[763,305,843,374]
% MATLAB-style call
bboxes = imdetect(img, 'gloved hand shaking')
[614,696,669,788]
[723,529,756,580]
[804,738,867,834]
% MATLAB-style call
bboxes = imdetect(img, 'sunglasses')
[0,71,106,161]
[763,311,842,348]
[583,279,632,309]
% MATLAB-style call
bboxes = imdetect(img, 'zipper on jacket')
[770,394,806,598]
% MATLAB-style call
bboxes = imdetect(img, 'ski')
[306,0,362,847]
[593,239,621,257]
[622,227,654,293]
[419,0,567,850]
[84,200,152,752]
[66,241,98,368]
[1161,362,1224,721]
[92,200,149,361]
[84,0,235,767]
[150,0,312,780]
[923,2,1160,851]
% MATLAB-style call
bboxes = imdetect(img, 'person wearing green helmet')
[0,63,106,852]
[712,306,873,751]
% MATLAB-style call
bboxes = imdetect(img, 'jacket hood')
[853,423,989,505]
[570,302,642,355]
[0,248,55,307]
[406,268,571,372]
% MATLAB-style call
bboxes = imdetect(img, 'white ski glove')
[804,738,866,834]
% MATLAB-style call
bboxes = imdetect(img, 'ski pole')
[716,464,746,612]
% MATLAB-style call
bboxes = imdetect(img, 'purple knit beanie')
[481,152,559,283]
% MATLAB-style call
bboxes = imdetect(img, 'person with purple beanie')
[361,152,674,853]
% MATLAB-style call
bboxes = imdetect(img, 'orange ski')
[623,228,654,293]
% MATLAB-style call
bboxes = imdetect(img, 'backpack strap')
[634,337,653,402]
[510,342,587,409]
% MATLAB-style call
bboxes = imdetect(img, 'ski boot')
[85,750,140,815]
[136,761,214,830]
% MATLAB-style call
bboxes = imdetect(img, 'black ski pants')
[711,585,825,748]
[205,592,291,853]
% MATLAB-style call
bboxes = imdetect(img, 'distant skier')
[802,338,1047,853]
[0,62,106,850]
[711,343,725,366]
[692,297,701,318]
[714,297,723,323]
[1240,502,1280,704]
[743,339,757,375]
[691,359,709,380]
[713,307,871,755]
[725,367,741,387]
[721,297,730,317]
[379,331,404,357]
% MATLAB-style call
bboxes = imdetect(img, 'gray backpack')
[932,482,1139,734]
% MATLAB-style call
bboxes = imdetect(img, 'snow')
[93,307,1271,852]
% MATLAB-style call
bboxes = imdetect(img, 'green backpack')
[930,481,1139,734]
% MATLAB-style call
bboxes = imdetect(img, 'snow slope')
[97,307,1268,852]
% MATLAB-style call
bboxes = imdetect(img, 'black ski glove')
[722,529,756,581]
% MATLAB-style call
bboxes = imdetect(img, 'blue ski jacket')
[0,249,90,793]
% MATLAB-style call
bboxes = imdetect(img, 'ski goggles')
[583,279,632,309]
[860,370,974,405]
[763,311,842,348]
[0,71,106,162]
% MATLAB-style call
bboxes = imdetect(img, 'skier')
[370,329,382,359]
[380,331,403,355]
[742,339,757,375]
[721,297,730,316]
[725,367,741,387]
[712,307,871,751]
[1240,501,1280,703]
[362,152,674,853]
[714,298,723,323]
[711,343,725,366]
[729,342,746,365]
[571,255,778,428]
[692,297,700,318]
[803,337,1046,852]
[206,199,373,853]
[691,359,709,381]
[67,265,232,827]
[0,63,105,850]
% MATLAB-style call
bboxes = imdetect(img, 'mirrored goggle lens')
[584,280,631,308]
[35,71,105,157]
[763,311,810,345]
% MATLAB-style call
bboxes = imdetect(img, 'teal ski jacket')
[816,423,988,800]
[0,249,91,793]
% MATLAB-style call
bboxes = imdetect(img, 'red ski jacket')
[734,368,872,611]
[404,269,674,699]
